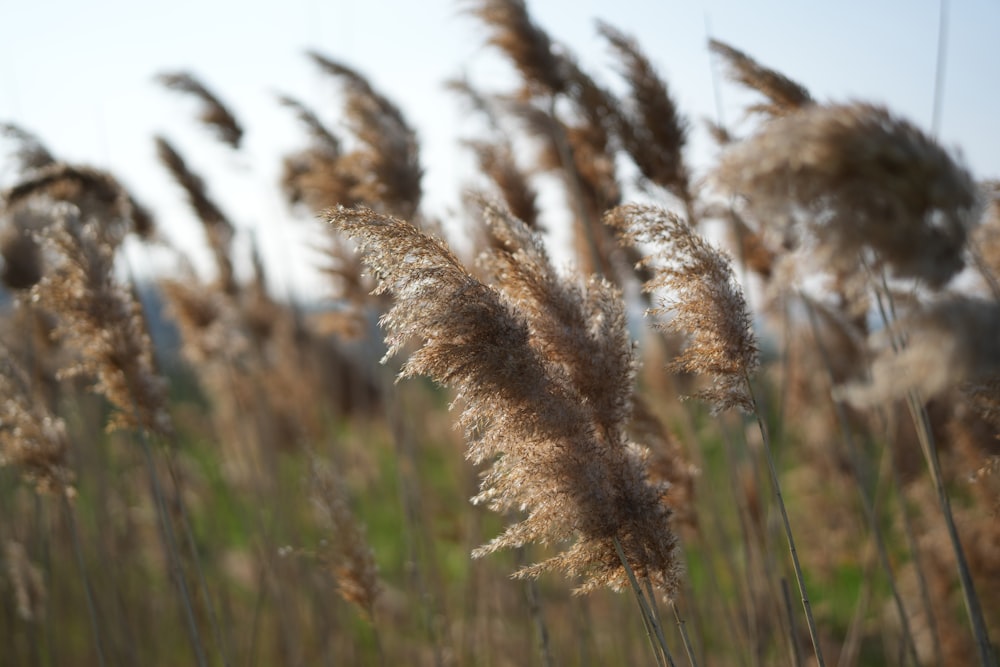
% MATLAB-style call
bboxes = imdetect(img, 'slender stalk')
[780,579,803,667]
[866,271,944,666]
[63,493,108,667]
[931,0,949,136]
[668,598,699,667]
[163,450,233,667]
[743,372,826,667]
[613,536,673,667]
[802,296,921,665]
[523,572,555,667]
[137,433,208,667]
[123,250,232,667]
[905,394,995,667]
[248,562,267,667]
[885,434,944,666]
[718,420,770,666]
[382,376,446,667]
[840,562,874,667]
[868,273,995,666]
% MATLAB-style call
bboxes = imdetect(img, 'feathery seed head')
[31,205,171,436]
[715,102,979,287]
[328,205,681,596]
[600,21,690,199]
[836,296,1000,406]
[1,123,55,174]
[0,351,74,497]
[708,39,812,117]
[469,0,568,97]
[157,71,244,148]
[607,204,759,413]
[3,163,155,244]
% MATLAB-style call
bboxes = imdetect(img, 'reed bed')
[1,2,998,665]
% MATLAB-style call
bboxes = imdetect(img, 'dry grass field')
[1,2,998,665]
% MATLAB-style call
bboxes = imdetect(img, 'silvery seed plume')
[328,206,680,596]
[714,102,979,288]
[835,296,1000,406]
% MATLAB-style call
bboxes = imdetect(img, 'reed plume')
[4,541,47,622]
[464,140,540,231]
[328,205,680,596]
[278,93,358,214]
[154,135,237,294]
[503,84,623,278]
[0,208,46,290]
[836,296,1000,406]
[1,123,55,174]
[3,162,155,241]
[714,102,979,288]
[599,21,691,206]
[307,52,423,220]
[607,204,758,413]
[468,0,567,97]
[0,347,74,497]
[157,71,244,149]
[310,459,380,619]
[30,205,171,435]
[708,39,812,117]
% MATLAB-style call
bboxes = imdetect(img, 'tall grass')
[1,2,999,665]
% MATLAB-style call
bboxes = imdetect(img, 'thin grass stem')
[613,536,672,667]
[802,296,921,666]
[780,578,803,667]
[743,372,826,667]
[62,493,108,667]
[137,433,208,667]
[523,570,555,667]
[868,270,995,666]
[668,598,699,667]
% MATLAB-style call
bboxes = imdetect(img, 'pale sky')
[2,0,998,298]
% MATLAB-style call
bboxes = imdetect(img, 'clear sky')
[2,0,998,298]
